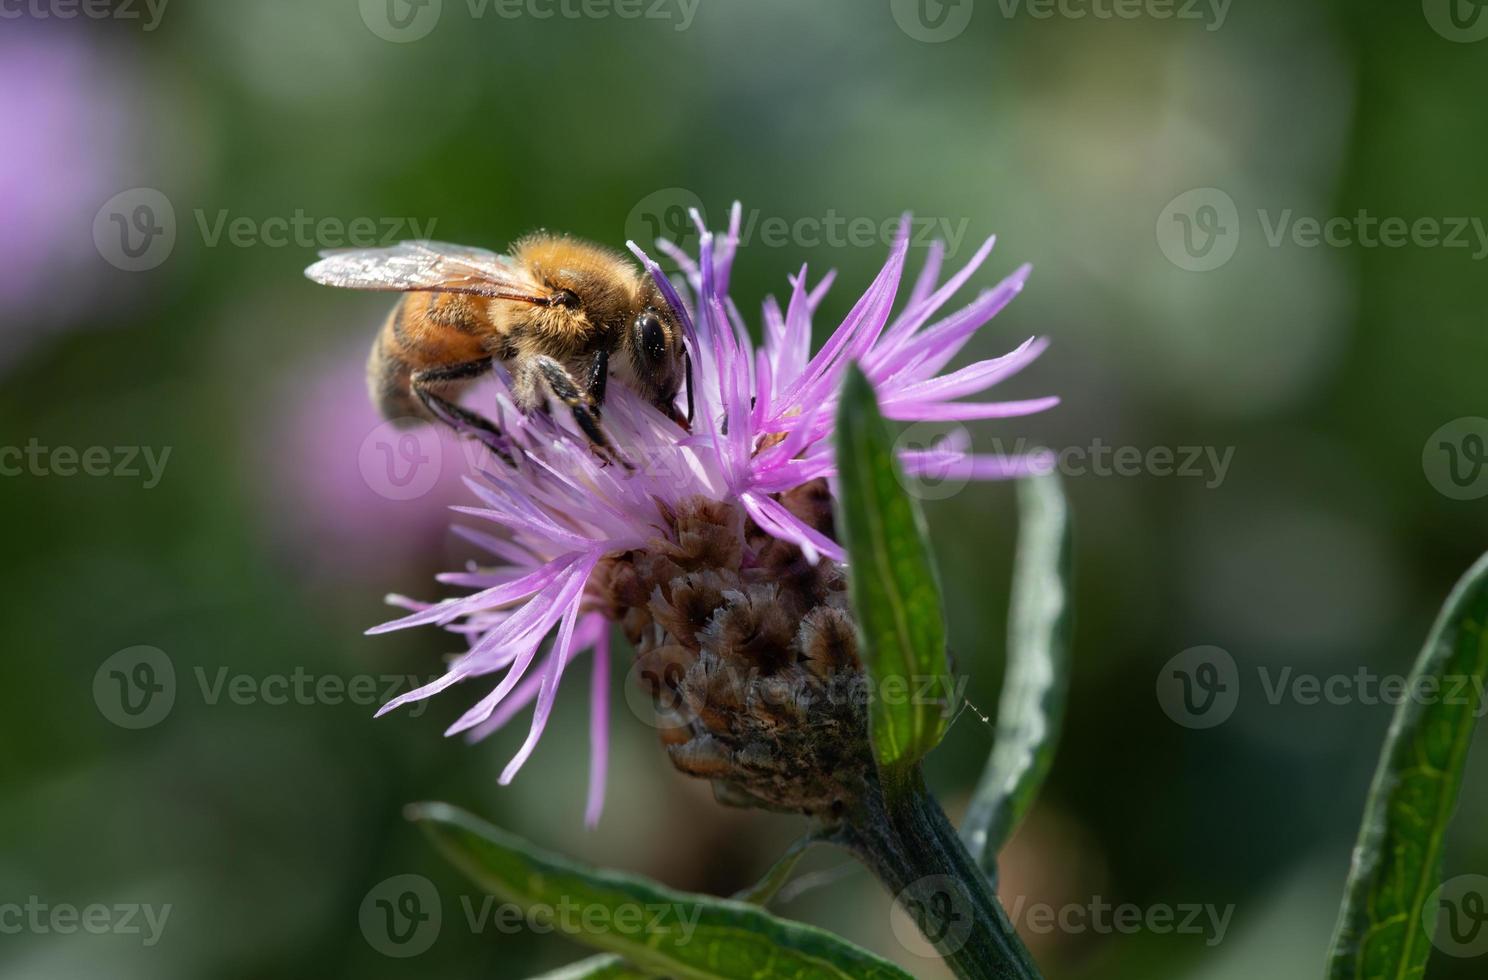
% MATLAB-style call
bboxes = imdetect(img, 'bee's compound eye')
[634,311,667,365]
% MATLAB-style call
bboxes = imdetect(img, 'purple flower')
[370,205,1057,826]
[250,335,484,588]
[0,27,127,371]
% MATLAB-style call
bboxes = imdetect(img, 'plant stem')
[837,766,1041,980]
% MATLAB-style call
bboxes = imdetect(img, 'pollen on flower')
[368,203,1058,825]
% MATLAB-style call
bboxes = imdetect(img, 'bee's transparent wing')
[304,240,550,303]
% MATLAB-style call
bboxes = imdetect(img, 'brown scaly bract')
[591,481,874,817]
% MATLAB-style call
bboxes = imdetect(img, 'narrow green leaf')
[732,833,821,906]
[529,954,650,980]
[536,834,825,980]
[410,803,912,980]
[834,364,952,772]
[1327,553,1488,980]
[961,472,1072,873]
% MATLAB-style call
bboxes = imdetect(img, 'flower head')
[370,205,1057,825]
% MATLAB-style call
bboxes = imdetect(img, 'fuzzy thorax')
[591,483,874,817]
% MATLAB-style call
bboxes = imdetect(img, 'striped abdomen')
[367,292,496,422]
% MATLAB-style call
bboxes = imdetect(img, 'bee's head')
[626,294,688,423]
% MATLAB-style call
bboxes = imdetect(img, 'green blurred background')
[4,0,1488,976]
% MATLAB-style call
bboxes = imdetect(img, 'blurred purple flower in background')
[253,335,484,589]
[0,26,125,372]
[367,205,1058,825]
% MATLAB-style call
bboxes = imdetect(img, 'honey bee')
[305,235,690,460]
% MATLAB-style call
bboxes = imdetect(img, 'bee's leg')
[585,348,609,417]
[684,350,694,426]
[410,358,515,467]
[531,355,630,469]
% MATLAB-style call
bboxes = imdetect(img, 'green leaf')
[410,803,913,980]
[731,833,821,906]
[834,364,952,773]
[961,472,1072,874]
[1327,553,1488,980]
[536,834,826,979]
[529,954,650,980]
